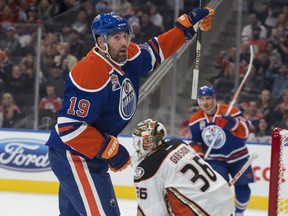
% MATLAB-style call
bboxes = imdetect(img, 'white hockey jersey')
[133,139,234,216]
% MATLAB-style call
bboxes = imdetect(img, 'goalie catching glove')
[216,114,239,131]
[98,135,131,172]
[175,7,215,40]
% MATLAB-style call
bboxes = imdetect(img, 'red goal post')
[268,127,288,215]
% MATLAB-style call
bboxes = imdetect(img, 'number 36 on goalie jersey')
[133,139,234,216]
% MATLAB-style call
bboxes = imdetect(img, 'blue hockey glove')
[108,144,131,172]
[175,7,215,40]
[216,114,239,131]
[97,135,131,172]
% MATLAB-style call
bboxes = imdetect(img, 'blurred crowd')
[180,1,288,143]
[0,0,181,129]
[0,0,287,144]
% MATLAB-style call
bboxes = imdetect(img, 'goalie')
[132,119,234,216]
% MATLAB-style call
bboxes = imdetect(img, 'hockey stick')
[191,0,205,99]
[228,152,258,186]
[203,45,254,160]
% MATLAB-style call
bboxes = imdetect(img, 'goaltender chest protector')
[134,139,183,182]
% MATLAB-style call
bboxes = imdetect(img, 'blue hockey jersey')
[189,104,250,163]
[45,27,186,159]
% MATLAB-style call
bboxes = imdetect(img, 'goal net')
[268,127,288,216]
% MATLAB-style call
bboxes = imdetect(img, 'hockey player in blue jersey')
[45,9,215,216]
[189,86,255,216]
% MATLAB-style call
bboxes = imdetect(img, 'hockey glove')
[175,7,215,40]
[109,144,131,172]
[98,135,131,172]
[216,114,239,131]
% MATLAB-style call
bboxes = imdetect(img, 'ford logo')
[0,138,50,172]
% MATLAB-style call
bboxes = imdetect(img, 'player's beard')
[108,45,128,64]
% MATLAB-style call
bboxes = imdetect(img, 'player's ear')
[96,36,104,48]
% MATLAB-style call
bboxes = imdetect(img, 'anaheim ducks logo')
[119,78,137,120]
[134,167,145,180]
[201,125,226,149]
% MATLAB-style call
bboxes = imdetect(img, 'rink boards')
[0,129,271,210]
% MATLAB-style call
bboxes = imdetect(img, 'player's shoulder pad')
[219,104,241,116]
[189,109,205,125]
[127,42,141,60]
[70,49,112,91]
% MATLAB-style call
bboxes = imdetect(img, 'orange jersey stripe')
[71,154,101,216]
[65,125,106,159]
[166,188,209,216]
[157,27,186,59]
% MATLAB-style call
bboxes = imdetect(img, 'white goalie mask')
[132,119,167,159]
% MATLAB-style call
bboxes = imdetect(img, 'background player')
[45,8,215,216]
[132,118,234,216]
[189,85,255,216]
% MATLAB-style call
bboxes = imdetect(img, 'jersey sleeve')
[229,106,250,139]
[54,55,112,159]
[137,27,186,75]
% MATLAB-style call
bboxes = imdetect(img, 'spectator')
[54,42,77,71]
[270,64,288,97]
[94,0,109,14]
[274,89,288,123]
[247,117,272,143]
[71,10,88,35]
[41,63,65,98]
[246,26,266,57]
[0,26,24,60]
[38,0,53,21]
[0,5,19,24]
[257,88,275,126]
[130,22,144,43]
[263,41,282,73]
[253,51,270,76]
[39,84,62,113]
[0,92,22,128]
[69,29,87,60]
[244,100,263,132]
[214,62,236,102]
[241,65,267,101]
[257,1,270,25]
[25,5,39,24]
[140,12,163,41]
[0,64,33,96]
[50,0,67,18]
[241,12,267,42]
[0,49,13,75]
[148,2,164,32]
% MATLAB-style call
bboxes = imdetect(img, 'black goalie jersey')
[133,139,234,216]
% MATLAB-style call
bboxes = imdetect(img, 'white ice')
[0,191,267,216]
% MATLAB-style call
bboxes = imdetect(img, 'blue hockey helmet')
[91,12,133,42]
[197,85,216,98]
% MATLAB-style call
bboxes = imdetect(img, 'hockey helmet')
[133,119,167,158]
[91,12,133,42]
[197,85,216,98]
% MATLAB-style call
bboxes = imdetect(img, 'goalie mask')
[133,119,167,159]
[91,12,134,66]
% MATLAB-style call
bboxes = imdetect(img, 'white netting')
[278,129,288,214]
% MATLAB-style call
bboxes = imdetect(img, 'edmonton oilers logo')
[0,138,50,172]
[119,78,136,120]
[201,125,226,149]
